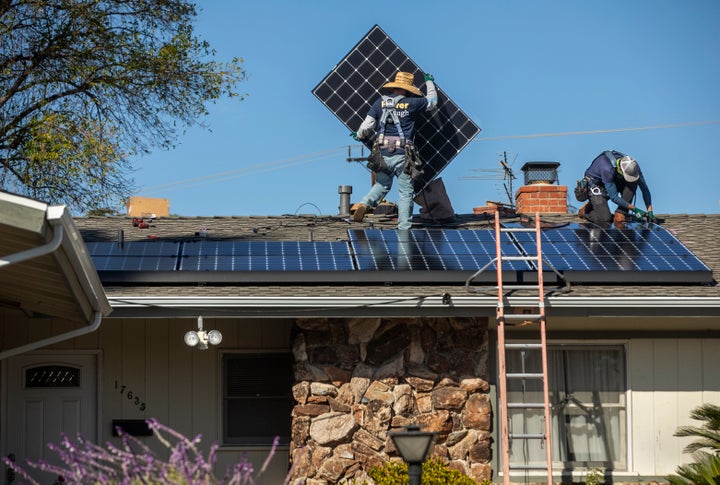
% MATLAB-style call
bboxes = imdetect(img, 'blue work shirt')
[366,95,429,154]
[584,151,652,210]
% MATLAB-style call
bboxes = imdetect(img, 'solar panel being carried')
[312,24,480,193]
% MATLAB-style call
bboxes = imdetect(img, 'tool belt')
[403,142,424,187]
[366,141,389,173]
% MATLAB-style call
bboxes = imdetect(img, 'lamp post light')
[389,424,436,485]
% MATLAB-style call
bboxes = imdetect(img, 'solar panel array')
[506,222,713,283]
[312,25,480,193]
[86,224,712,284]
[180,240,353,272]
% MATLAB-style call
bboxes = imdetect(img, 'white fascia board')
[107,295,720,310]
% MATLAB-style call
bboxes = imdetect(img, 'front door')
[4,353,98,483]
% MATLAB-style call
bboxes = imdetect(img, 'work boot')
[577,203,590,219]
[613,211,626,229]
[353,203,367,222]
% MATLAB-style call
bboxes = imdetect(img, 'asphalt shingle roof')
[74,212,719,306]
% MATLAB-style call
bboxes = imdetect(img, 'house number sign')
[114,380,147,411]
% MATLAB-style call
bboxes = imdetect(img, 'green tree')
[667,403,720,485]
[0,0,245,212]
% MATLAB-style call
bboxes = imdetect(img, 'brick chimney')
[514,162,568,214]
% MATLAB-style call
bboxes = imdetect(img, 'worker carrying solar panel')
[577,150,654,228]
[349,71,438,230]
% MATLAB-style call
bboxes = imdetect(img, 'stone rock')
[317,455,357,482]
[362,380,393,404]
[470,463,492,482]
[416,394,433,413]
[416,410,453,440]
[347,318,381,344]
[353,427,385,451]
[437,377,459,388]
[462,393,492,430]
[294,403,330,417]
[447,459,471,478]
[335,344,361,370]
[289,445,313,481]
[460,377,490,393]
[309,413,358,446]
[293,333,308,362]
[307,395,328,404]
[405,375,435,392]
[449,429,478,460]
[348,377,371,404]
[392,384,414,416]
[431,386,467,410]
[364,400,392,437]
[294,361,330,382]
[328,396,351,413]
[469,435,492,463]
[334,443,355,459]
[322,365,352,385]
[366,324,411,366]
[426,352,450,374]
[293,381,310,404]
[308,346,338,365]
[407,326,425,364]
[373,353,404,381]
[291,416,311,448]
[446,429,468,447]
[311,382,338,397]
[352,363,374,379]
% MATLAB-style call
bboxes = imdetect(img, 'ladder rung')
[506,372,544,379]
[500,255,538,261]
[510,433,546,439]
[500,227,536,233]
[505,343,543,349]
[509,464,550,470]
[500,285,540,290]
[503,313,543,320]
[507,402,546,408]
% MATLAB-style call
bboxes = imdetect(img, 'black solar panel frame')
[312,24,480,193]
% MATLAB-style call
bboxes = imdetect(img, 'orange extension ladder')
[495,211,553,485]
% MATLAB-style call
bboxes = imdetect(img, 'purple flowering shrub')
[3,418,286,484]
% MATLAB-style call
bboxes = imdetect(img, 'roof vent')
[338,185,352,217]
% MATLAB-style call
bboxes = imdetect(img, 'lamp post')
[389,424,436,485]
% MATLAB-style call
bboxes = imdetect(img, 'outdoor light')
[183,316,222,350]
[390,424,436,485]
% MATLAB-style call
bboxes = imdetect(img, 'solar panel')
[86,241,179,271]
[312,25,480,193]
[505,222,713,283]
[348,228,531,282]
[180,240,354,272]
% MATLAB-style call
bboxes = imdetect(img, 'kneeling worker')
[579,150,654,227]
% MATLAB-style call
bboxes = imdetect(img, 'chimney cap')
[519,161,560,185]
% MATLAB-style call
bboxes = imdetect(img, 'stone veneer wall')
[289,317,492,484]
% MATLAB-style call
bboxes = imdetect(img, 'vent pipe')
[338,185,352,217]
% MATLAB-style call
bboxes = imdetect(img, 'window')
[223,353,293,446]
[505,344,627,470]
[25,365,80,388]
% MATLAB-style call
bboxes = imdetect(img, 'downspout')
[0,214,105,360]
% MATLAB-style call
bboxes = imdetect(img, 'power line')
[473,120,720,141]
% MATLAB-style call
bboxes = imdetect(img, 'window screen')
[223,353,293,446]
[505,344,627,470]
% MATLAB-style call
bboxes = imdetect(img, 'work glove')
[424,73,434,82]
[350,131,360,141]
[630,206,645,218]
[647,210,655,222]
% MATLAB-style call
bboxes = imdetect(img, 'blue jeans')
[359,153,413,230]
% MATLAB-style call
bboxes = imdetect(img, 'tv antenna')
[461,151,518,206]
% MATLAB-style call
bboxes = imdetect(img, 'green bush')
[368,457,477,484]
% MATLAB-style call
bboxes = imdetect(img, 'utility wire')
[474,119,720,141]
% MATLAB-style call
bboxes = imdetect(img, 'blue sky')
[134,1,720,217]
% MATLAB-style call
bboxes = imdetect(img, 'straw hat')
[382,71,423,96]
[618,156,640,182]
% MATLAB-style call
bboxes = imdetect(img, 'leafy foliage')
[667,403,720,485]
[0,0,246,212]
[2,418,283,484]
[368,457,477,484]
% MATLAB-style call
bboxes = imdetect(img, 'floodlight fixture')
[183,316,222,350]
